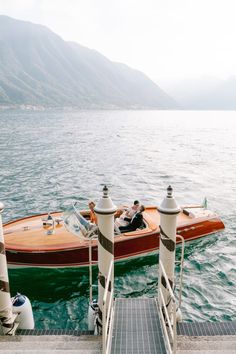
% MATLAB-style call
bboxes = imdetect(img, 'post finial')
[94,186,117,215]
[167,185,173,197]
[103,185,109,196]
[158,185,180,215]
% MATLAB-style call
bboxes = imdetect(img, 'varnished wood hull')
[4,207,225,268]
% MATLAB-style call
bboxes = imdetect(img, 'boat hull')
[5,214,224,268]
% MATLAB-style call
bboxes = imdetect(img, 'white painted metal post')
[94,186,116,334]
[0,202,14,335]
[158,186,180,313]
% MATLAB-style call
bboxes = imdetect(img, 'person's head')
[133,200,140,210]
[139,205,145,213]
[88,201,95,211]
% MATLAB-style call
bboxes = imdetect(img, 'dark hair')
[140,205,145,212]
[134,200,139,205]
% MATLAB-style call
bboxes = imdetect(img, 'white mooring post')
[94,186,116,334]
[158,186,180,314]
[0,202,15,335]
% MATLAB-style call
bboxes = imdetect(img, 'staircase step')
[177,335,236,352]
[0,335,102,353]
[0,341,101,350]
[0,351,101,354]
[0,335,100,342]
[177,351,236,354]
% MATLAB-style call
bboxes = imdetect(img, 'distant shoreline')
[0,104,178,111]
[1,105,235,112]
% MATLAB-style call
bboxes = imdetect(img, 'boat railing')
[102,260,114,354]
[158,260,177,354]
[175,235,185,308]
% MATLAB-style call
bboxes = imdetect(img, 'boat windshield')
[63,203,97,239]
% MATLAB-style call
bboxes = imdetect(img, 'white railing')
[102,261,114,354]
[88,239,98,303]
[176,235,185,308]
[158,260,177,354]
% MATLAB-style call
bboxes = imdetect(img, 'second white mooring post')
[158,186,180,312]
[0,202,14,335]
[94,186,116,334]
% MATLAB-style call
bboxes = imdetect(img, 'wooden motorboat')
[3,204,225,268]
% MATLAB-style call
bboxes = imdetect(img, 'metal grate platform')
[177,320,236,336]
[16,329,94,336]
[110,298,167,354]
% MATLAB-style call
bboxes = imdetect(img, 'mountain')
[0,16,177,109]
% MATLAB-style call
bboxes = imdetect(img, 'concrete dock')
[0,331,102,354]
[177,320,236,353]
[177,335,236,353]
[0,303,236,353]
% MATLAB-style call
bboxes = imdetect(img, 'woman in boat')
[126,200,140,219]
[119,205,145,233]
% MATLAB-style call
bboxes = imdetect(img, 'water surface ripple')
[0,110,235,329]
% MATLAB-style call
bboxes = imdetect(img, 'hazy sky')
[1,0,236,88]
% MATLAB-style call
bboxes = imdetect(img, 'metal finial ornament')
[103,185,108,196]
[0,202,4,213]
[167,185,173,197]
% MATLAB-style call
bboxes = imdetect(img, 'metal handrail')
[176,235,185,308]
[102,260,114,354]
[88,237,99,303]
[89,240,93,303]
[159,288,174,336]
[158,260,177,354]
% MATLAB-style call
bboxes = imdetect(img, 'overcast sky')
[1,0,236,88]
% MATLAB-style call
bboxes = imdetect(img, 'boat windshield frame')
[63,203,98,239]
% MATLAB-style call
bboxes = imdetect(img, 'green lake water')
[1,110,235,329]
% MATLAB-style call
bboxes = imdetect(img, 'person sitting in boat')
[119,205,145,233]
[126,200,140,219]
[88,201,97,225]
[114,200,140,233]
[115,200,140,227]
